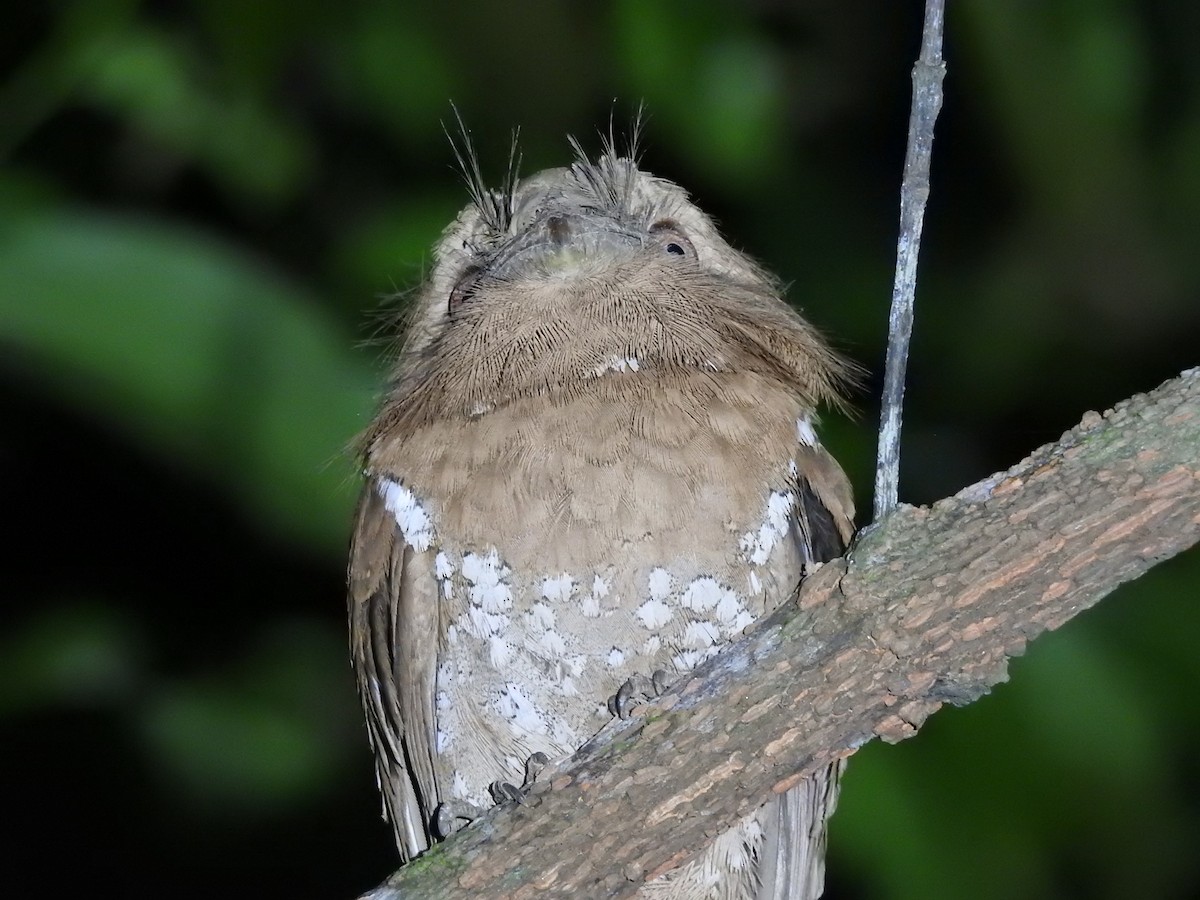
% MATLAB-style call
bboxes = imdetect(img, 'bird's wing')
[757,441,855,900]
[348,480,442,862]
[790,442,856,567]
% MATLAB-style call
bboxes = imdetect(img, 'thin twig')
[874,0,947,521]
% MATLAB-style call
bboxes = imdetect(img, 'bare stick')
[874,0,947,521]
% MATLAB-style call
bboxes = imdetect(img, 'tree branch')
[363,368,1200,900]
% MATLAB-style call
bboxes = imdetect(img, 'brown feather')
[349,148,857,898]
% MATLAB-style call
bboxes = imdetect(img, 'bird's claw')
[432,799,486,839]
[488,751,550,807]
[524,750,550,783]
[489,780,525,804]
[607,669,676,719]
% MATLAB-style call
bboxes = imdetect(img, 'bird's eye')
[648,220,696,261]
[448,266,482,313]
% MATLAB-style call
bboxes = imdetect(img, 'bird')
[347,130,857,899]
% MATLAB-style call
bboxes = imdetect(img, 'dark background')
[3,2,1198,898]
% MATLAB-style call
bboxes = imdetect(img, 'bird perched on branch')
[348,130,856,899]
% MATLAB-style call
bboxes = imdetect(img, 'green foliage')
[138,619,356,814]
[614,0,787,183]
[0,197,373,551]
[0,601,144,714]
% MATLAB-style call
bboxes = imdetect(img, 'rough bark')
[361,367,1200,900]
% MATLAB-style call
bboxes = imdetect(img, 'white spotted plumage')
[376,466,817,813]
[377,478,434,551]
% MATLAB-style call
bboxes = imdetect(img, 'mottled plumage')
[349,136,855,898]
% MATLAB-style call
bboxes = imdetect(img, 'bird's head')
[374,141,854,432]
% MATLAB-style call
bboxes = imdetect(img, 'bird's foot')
[434,751,550,838]
[488,751,550,807]
[432,799,488,839]
[607,669,676,719]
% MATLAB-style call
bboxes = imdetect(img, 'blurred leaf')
[0,602,144,715]
[138,618,353,812]
[0,0,140,158]
[333,192,464,299]
[330,5,457,145]
[0,194,375,554]
[193,0,342,86]
[81,24,312,204]
[694,36,784,168]
[613,0,785,183]
[960,0,1149,217]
